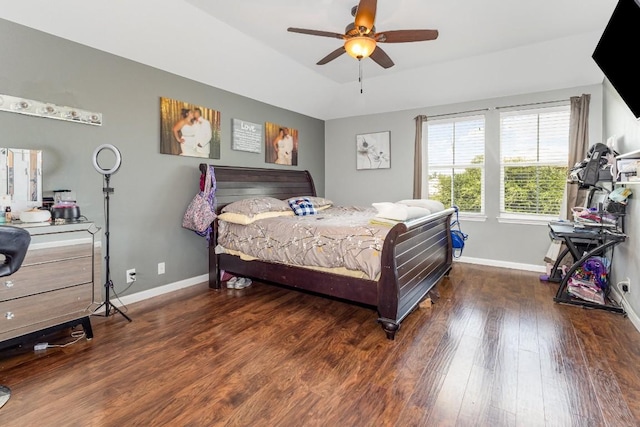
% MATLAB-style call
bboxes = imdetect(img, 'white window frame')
[424,115,486,216]
[498,104,570,224]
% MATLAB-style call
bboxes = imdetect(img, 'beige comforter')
[217,206,392,279]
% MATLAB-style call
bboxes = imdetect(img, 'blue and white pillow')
[287,197,317,216]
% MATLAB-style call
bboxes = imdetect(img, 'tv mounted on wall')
[592,0,640,120]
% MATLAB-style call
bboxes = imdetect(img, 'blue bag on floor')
[450,206,468,259]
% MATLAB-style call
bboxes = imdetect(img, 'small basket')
[604,199,626,215]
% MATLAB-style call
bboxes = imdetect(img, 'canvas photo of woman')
[160,97,221,159]
[265,122,298,166]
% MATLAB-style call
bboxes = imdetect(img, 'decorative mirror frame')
[0,148,43,211]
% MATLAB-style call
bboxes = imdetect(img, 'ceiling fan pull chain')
[359,59,363,94]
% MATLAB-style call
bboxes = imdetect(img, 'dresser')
[0,221,101,348]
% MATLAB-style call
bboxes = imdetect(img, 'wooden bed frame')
[201,164,455,340]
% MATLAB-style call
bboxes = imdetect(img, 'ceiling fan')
[287,0,439,69]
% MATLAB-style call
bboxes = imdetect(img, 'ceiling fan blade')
[287,27,345,40]
[376,29,439,43]
[317,47,347,65]
[354,0,377,34]
[369,46,394,69]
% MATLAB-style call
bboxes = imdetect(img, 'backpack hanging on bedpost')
[450,206,468,259]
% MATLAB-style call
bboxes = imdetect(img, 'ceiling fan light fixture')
[287,0,438,69]
[344,36,376,59]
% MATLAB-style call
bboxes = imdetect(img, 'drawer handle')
[4,281,14,288]
[5,312,14,320]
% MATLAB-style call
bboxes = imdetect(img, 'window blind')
[500,106,570,216]
[426,115,485,213]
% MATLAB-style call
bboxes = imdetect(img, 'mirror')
[0,148,43,210]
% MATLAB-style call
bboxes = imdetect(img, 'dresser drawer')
[0,255,93,301]
[28,229,94,247]
[22,242,93,266]
[0,284,93,338]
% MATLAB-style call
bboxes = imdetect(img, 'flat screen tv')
[592,0,640,119]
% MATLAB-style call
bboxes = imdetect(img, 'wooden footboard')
[201,164,455,340]
[376,209,454,339]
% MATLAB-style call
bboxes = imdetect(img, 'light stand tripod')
[94,173,131,321]
[91,144,131,322]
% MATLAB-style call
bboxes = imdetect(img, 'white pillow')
[397,199,445,213]
[218,210,294,225]
[372,202,431,221]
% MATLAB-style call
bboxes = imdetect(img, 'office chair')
[0,225,31,409]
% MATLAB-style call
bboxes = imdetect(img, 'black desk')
[548,222,626,314]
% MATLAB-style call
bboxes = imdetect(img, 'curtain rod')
[420,97,573,120]
[421,108,489,120]
[495,98,569,110]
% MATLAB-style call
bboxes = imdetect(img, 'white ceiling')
[0,0,618,120]
[186,0,615,84]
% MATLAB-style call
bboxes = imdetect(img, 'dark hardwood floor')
[1,263,640,426]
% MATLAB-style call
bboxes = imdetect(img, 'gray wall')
[602,79,640,319]
[0,19,325,297]
[0,16,619,298]
[325,85,603,268]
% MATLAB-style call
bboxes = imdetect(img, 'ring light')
[92,144,121,175]
[91,143,132,322]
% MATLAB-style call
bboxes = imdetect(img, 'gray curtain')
[413,115,427,198]
[565,94,590,219]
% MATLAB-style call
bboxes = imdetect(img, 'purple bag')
[182,166,216,233]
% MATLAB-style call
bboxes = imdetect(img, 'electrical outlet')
[126,268,136,284]
[158,262,165,275]
[620,277,631,294]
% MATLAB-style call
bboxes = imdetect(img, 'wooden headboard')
[199,164,317,213]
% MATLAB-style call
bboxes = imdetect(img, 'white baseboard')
[455,256,546,273]
[93,274,208,313]
[609,287,640,333]
[97,258,543,312]
[93,263,640,336]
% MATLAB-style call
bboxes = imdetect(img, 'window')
[425,115,485,213]
[500,106,570,218]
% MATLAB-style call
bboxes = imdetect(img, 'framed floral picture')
[356,131,390,170]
